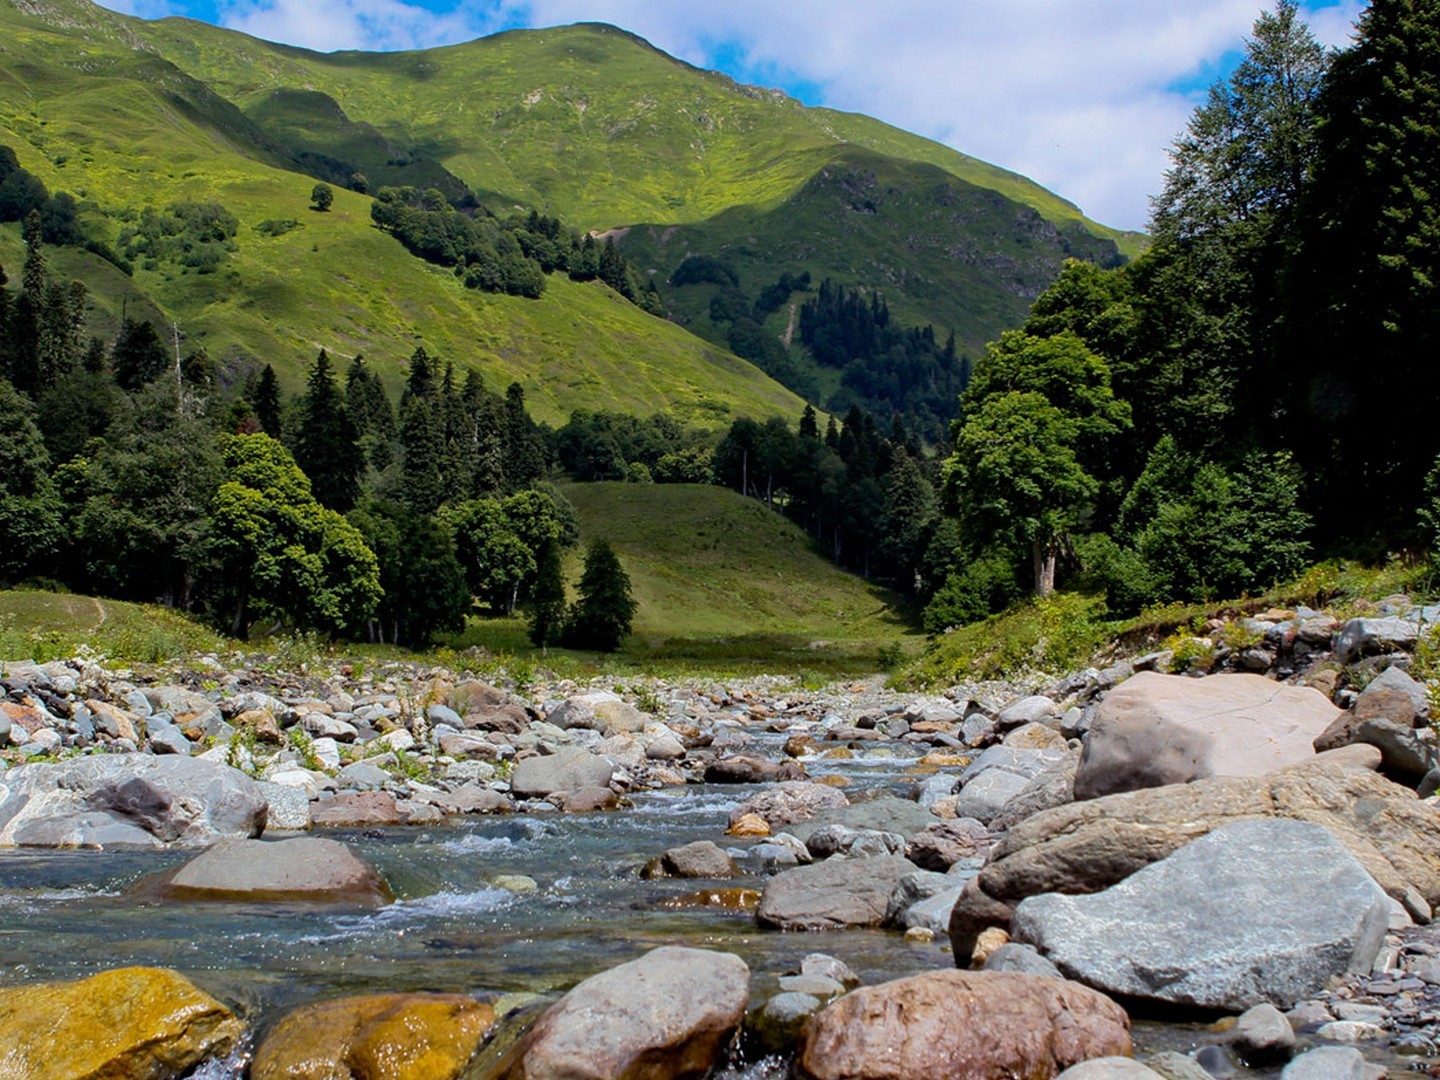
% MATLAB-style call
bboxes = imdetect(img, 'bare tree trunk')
[1032,537,1058,598]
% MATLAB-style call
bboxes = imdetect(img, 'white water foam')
[294,886,518,944]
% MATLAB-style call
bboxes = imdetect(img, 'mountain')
[0,0,1140,424]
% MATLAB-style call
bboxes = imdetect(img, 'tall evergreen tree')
[502,381,545,490]
[527,540,567,649]
[564,538,635,652]
[111,317,167,392]
[293,349,362,511]
[253,363,282,437]
[1282,0,1440,537]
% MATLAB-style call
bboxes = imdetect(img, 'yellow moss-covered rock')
[252,993,494,1080]
[0,966,242,1080]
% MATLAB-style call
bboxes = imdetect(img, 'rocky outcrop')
[497,946,749,1080]
[0,966,242,1079]
[156,836,393,904]
[1011,820,1390,1010]
[798,969,1131,1080]
[0,754,266,848]
[252,992,495,1080]
[1074,672,1338,800]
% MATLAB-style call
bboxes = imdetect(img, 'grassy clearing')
[0,590,227,666]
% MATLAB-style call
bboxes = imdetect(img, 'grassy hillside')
[553,482,918,665]
[0,589,227,664]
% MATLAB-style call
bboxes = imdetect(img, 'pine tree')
[253,363,282,436]
[564,538,635,652]
[502,381,545,490]
[111,317,167,391]
[293,349,362,511]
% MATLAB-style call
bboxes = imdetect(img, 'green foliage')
[0,377,62,583]
[906,592,1107,684]
[118,201,238,274]
[310,182,333,212]
[922,552,1023,634]
[564,538,636,652]
[291,348,361,511]
[109,317,168,392]
[348,499,469,648]
[526,540,566,649]
[211,433,381,636]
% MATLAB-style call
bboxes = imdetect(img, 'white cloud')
[95,0,1370,231]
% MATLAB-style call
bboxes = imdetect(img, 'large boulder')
[757,854,919,930]
[1074,672,1338,800]
[157,837,393,905]
[0,966,243,1079]
[252,992,494,1080]
[728,781,848,830]
[1333,616,1422,664]
[949,749,1440,962]
[546,692,648,735]
[497,946,749,1080]
[798,969,1131,1080]
[1011,819,1389,1011]
[1315,665,1436,779]
[311,791,402,828]
[0,754,266,848]
[510,748,615,798]
[955,747,1070,824]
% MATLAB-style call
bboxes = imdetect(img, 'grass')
[0,589,227,666]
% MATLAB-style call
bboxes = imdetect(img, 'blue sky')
[102,1,1365,232]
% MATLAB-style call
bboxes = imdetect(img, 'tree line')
[0,216,635,650]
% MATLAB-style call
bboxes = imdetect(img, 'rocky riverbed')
[2,598,1440,1079]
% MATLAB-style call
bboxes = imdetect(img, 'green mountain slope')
[559,481,913,644]
[0,0,1139,424]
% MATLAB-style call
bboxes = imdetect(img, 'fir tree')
[293,348,362,511]
[527,540,567,649]
[253,363,282,436]
[564,538,635,652]
[110,317,167,392]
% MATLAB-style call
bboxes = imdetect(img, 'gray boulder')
[257,782,311,831]
[546,691,648,735]
[1231,1002,1296,1064]
[805,824,905,860]
[996,695,1060,731]
[1075,672,1337,800]
[508,946,749,1079]
[0,754,266,848]
[982,942,1063,979]
[1281,1047,1370,1080]
[954,746,1067,823]
[1334,617,1421,664]
[781,795,934,844]
[510,748,615,798]
[1057,1059,1167,1080]
[650,840,737,879]
[1011,819,1389,1010]
[158,836,391,904]
[757,854,919,930]
[729,781,848,830]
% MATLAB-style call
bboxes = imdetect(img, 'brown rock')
[971,927,1011,966]
[1074,672,1338,800]
[234,708,283,745]
[785,733,819,757]
[448,679,508,714]
[311,791,402,828]
[798,970,1131,1080]
[728,813,770,836]
[430,784,513,815]
[950,747,1440,961]
[0,966,242,1080]
[158,837,392,905]
[907,818,991,871]
[657,888,762,912]
[705,753,788,784]
[252,992,494,1080]
[462,703,531,734]
[551,786,620,813]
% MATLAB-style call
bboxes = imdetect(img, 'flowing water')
[0,745,1215,1073]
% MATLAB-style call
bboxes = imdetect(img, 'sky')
[100,0,1366,232]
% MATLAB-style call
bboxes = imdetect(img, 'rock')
[646,735,685,761]
[989,753,1081,831]
[1146,1052,1215,1080]
[0,754,266,848]
[547,692,648,735]
[337,760,391,791]
[951,749,1440,960]
[1281,1047,1369,1080]
[147,723,192,756]
[1006,722,1069,751]
[806,823,905,859]
[510,748,615,798]
[651,840,736,879]
[304,713,359,742]
[257,782,311,830]
[1334,616,1421,664]
[494,874,538,893]
[1230,1002,1297,1064]
[310,791,402,827]
[252,992,494,1080]
[955,746,1068,824]
[782,795,936,843]
[464,703,531,734]
[431,784,512,815]
[438,731,501,760]
[0,966,243,1079]
[798,969,1131,1080]
[498,946,749,1080]
[157,836,391,904]
[551,786,620,813]
[1315,665,1436,778]
[1011,819,1390,1010]
[800,953,860,988]
[983,942,1064,979]
[1057,1059,1167,1080]
[756,853,919,930]
[749,992,823,1055]
[1315,1021,1384,1043]
[705,753,798,783]
[427,702,465,729]
[728,780,847,830]
[885,869,955,925]
[901,884,965,934]
[1074,672,1338,800]
[778,973,845,997]
[997,696,1061,730]
[310,736,342,770]
[728,813,770,837]
[656,888,761,912]
[448,679,507,714]
[234,708,282,745]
